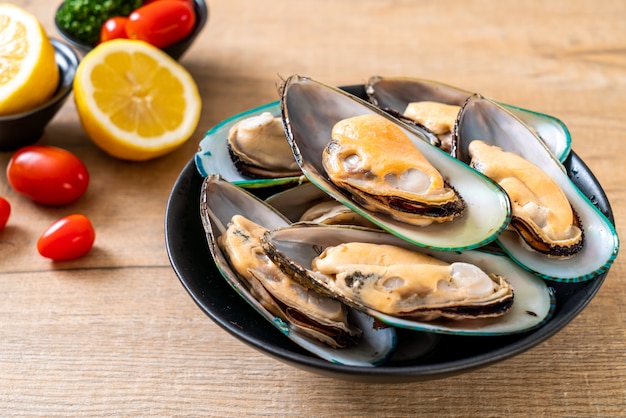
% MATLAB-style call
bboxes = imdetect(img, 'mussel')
[366,75,572,162]
[280,75,511,251]
[219,214,361,348]
[261,224,554,335]
[469,139,583,257]
[322,114,465,226]
[195,101,305,189]
[455,95,619,281]
[311,241,513,321]
[400,101,461,152]
[226,111,301,179]
[200,174,397,366]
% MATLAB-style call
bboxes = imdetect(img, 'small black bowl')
[54,0,209,61]
[0,39,78,152]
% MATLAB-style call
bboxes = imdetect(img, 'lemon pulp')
[0,4,59,115]
[74,39,201,161]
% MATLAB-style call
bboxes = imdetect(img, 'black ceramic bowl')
[54,0,208,61]
[165,86,616,383]
[0,39,78,152]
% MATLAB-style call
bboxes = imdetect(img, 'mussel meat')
[455,94,619,281]
[226,111,301,179]
[322,114,465,226]
[366,75,572,162]
[401,101,460,152]
[469,140,583,257]
[219,214,361,348]
[310,241,514,321]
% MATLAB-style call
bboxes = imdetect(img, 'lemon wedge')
[74,39,201,161]
[0,4,59,116]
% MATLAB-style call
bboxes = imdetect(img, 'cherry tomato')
[126,1,196,49]
[37,214,95,261]
[6,145,89,206]
[100,16,129,43]
[0,197,10,231]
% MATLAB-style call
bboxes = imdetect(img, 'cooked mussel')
[195,101,304,189]
[226,111,301,179]
[262,224,554,335]
[199,174,397,365]
[280,75,511,251]
[366,75,572,162]
[218,214,360,348]
[311,241,514,321]
[400,101,460,152]
[322,114,465,226]
[468,139,583,257]
[455,95,619,281]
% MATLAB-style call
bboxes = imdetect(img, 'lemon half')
[74,39,201,161]
[0,4,59,116]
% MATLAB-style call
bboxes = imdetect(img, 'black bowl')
[54,0,208,61]
[165,86,615,383]
[0,39,78,152]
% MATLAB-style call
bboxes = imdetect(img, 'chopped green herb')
[56,0,144,46]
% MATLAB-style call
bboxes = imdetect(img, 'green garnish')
[56,0,144,46]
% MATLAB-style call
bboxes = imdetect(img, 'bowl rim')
[0,38,78,121]
[54,0,209,53]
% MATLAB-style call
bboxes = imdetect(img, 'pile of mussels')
[195,75,619,366]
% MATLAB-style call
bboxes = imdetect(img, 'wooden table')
[2,0,624,416]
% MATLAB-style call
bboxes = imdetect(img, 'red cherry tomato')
[37,214,95,261]
[6,145,89,206]
[126,1,196,49]
[0,197,10,231]
[100,16,129,43]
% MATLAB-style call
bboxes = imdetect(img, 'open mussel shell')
[199,174,399,366]
[455,95,619,282]
[263,224,555,336]
[195,101,306,188]
[280,75,511,251]
[366,76,571,162]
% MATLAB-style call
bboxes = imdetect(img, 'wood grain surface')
[1,0,624,416]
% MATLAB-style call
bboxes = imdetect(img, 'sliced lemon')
[0,4,59,116]
[74,39,201,161]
